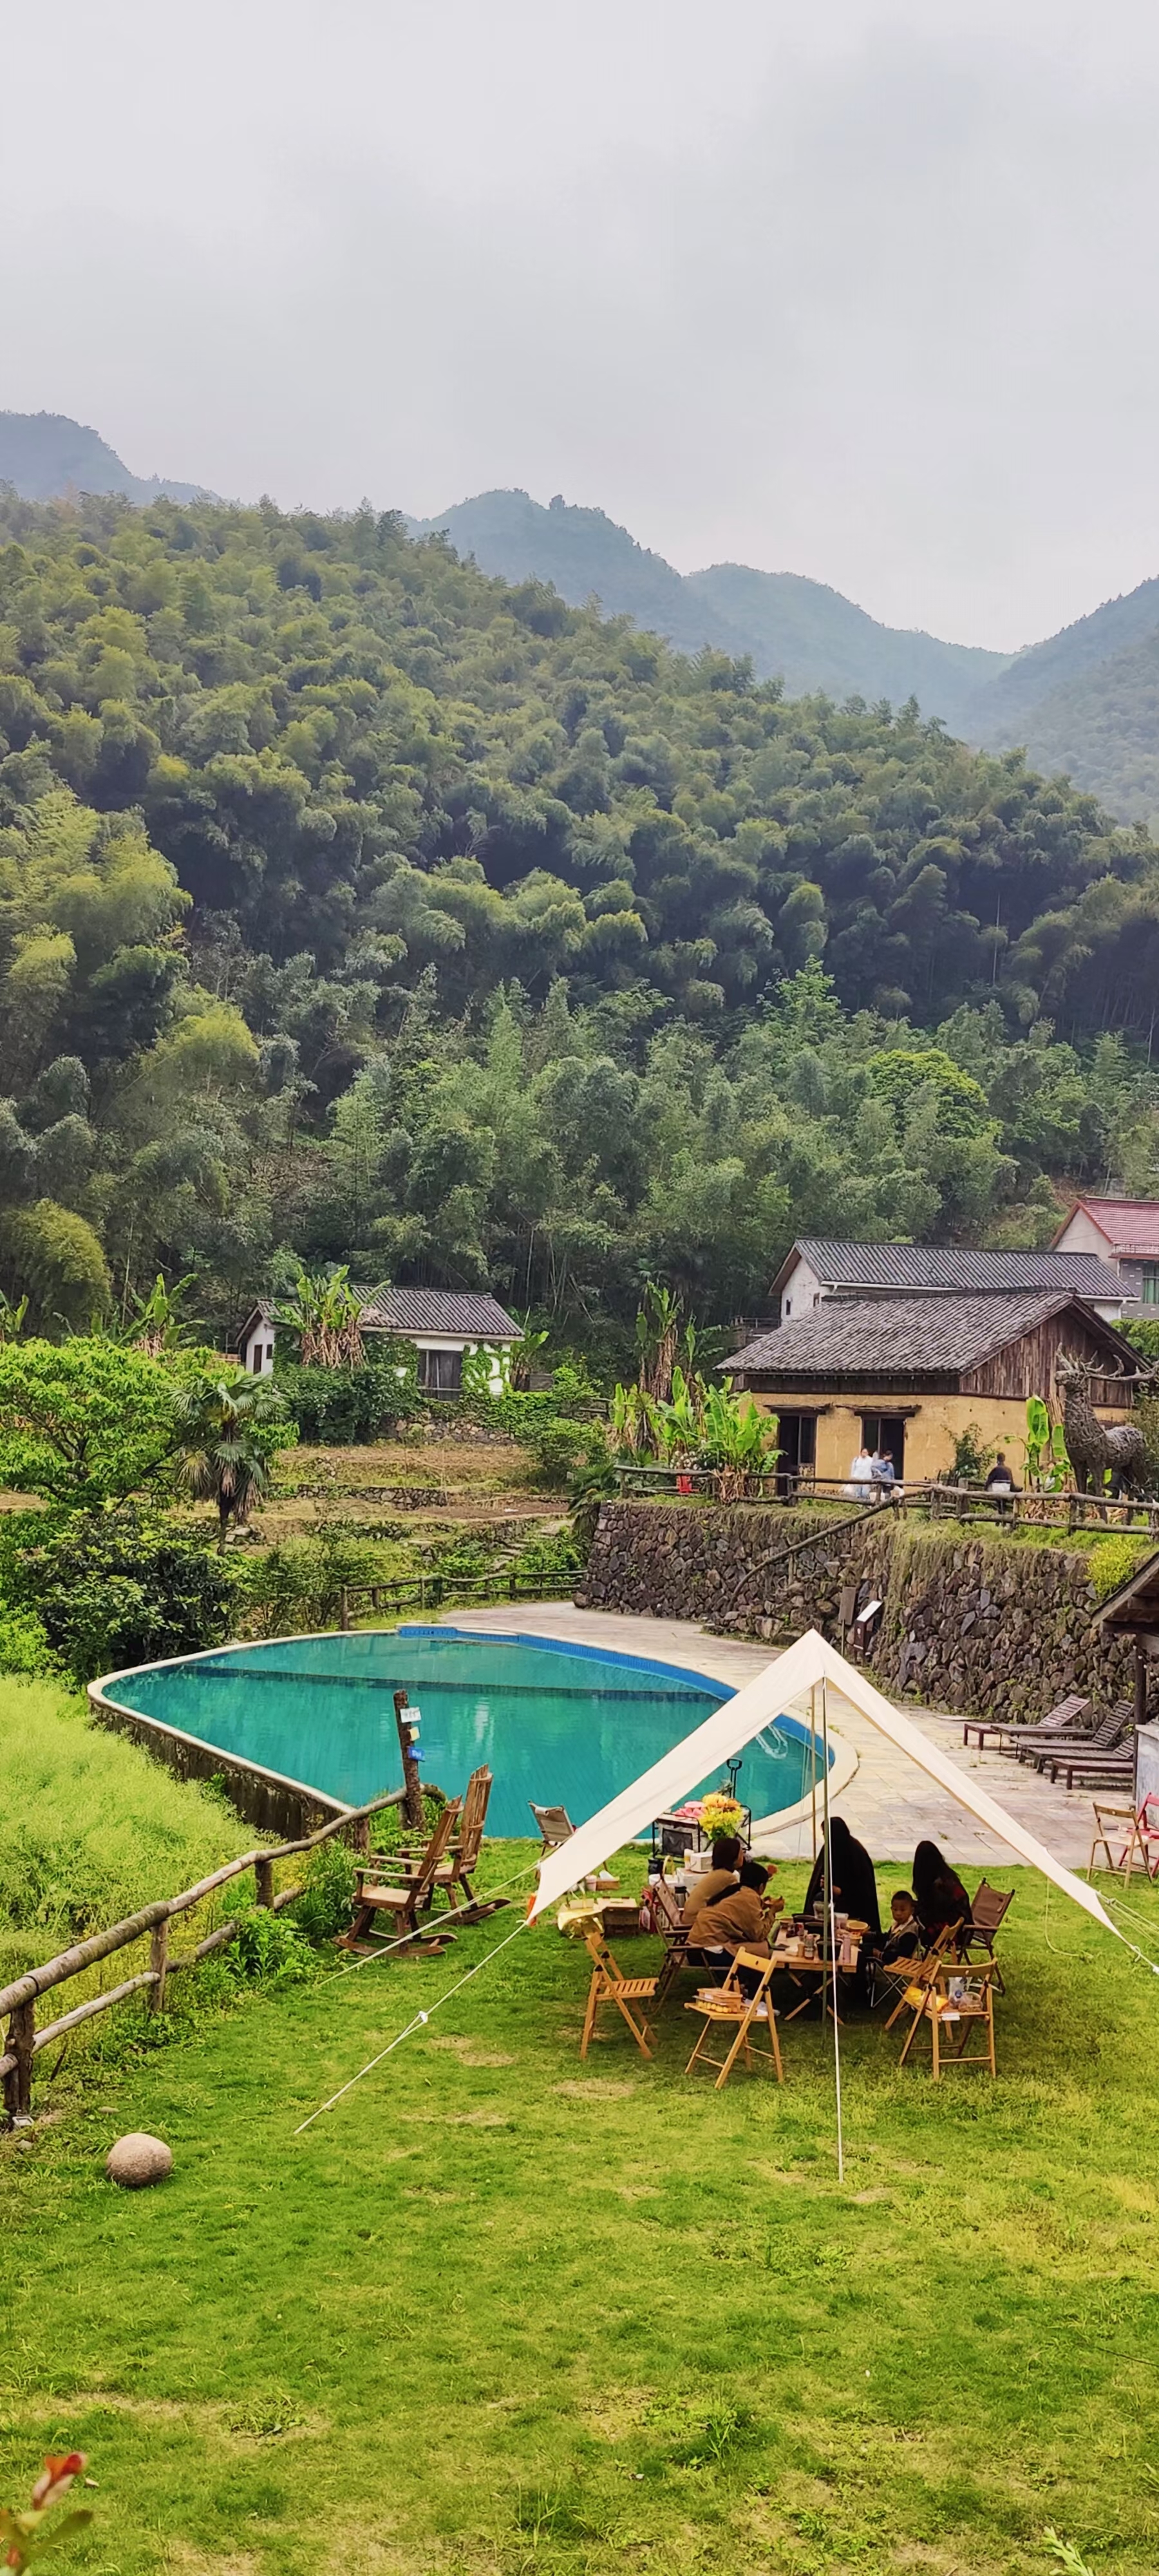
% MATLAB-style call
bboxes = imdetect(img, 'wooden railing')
[614,1464,1159,1537]
[337,1566,577,1629]
[0,1786,404,2130]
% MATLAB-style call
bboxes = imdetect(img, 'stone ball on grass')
[106,2132,173,2189]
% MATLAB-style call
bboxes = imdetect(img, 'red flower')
[30,2454,85,2512]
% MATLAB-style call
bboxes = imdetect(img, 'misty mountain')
[410,488,1014,733]
[0,410,212,506]
[966,576,1159,821]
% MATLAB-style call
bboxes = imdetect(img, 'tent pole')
[820,1674,845,2184]
[809,1680,818,1865]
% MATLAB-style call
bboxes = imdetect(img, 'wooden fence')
[0,1786,404,2130]
[337,1565,578,1628]
[613,1464,1159,1537]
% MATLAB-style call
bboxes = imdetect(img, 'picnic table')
[769,1914,869,2023]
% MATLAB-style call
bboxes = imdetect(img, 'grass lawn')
[4,1844,1159,2576]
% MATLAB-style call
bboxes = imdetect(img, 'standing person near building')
[845,1443,874,1499]
[870,1447,896,1501]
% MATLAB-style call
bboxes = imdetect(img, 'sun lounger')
[1019,1701,1129,1770]
[963,1694,1089,1755]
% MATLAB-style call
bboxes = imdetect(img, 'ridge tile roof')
[773,1236,1124,1299]
[726,1290,1133,1381]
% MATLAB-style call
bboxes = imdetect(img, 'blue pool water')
[103,1627,820,1835]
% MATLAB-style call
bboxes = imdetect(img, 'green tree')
[0,1338,185,1506]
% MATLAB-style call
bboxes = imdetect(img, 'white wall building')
[235,1288,522,1394]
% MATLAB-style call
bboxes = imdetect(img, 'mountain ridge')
[0,409,213,507]
[409,488,1015,732]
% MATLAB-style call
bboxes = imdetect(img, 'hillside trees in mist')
[0,489,1158,1341]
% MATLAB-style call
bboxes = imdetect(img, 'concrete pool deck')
[440,1603,1102,1872]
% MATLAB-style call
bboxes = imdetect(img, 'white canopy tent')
[530,1627,1122,1942]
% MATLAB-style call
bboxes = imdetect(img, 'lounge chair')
[394,1766,506,1922]
[578,1918,659,2060]
[1039,1705,1134,1788]
[338,1798,463,1955]
[1019,1701,1129,1769]
[683,1951,784,2090]
[961,1880,1013,1993]
[530,1801,576,1853]
[963,1694,1089,1755]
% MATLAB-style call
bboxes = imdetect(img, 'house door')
[860,1414,906,1480]
[776,1412,816,1495]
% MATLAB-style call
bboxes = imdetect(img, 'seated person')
[802,1817,881,1937]
[693,1859,784,1964]
[681,1835,743,1927]
[912,1839,972,1944]
[878,1888,923,1965]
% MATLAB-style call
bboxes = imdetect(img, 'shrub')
[236,1520,381,1636]
[1087,1534,1153,1600]
[0,1607,52,1675]
[527,1417,608,1492]
[291,1836,357,1942]
[6,1507,236,1685]
[273,1343,422,1443]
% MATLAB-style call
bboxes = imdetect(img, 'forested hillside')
[2,486,1159,1352]
[411,489,1011,730]
[970,580,1159,823]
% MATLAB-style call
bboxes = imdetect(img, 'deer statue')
[1055,1352,1153,1499]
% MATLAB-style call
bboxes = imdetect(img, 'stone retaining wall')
[581,1499,1139,1719]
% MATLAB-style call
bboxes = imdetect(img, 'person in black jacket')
[802,1817,881,1937]
[912,1839,972,1943]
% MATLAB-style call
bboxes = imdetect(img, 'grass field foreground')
[4,1841,1159,2576]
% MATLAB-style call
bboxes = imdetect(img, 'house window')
[782,1299,791,1316]
[419,1348,462,1396]
[1142,1265,1159,1306]
[265,1343,275,1369]
[860,1413,907,1479]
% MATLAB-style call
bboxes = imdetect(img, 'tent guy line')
[292,1913,532,2134]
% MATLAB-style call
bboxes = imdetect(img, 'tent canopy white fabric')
[529,1627,1121,1940]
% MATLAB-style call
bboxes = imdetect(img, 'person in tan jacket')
[695,1859,783,1959]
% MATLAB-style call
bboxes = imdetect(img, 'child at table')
[878,1888,922,1967]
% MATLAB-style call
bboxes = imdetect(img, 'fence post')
[339,1586,351,1631]
[149,1918,169,2014]
[254,1857,275,1910]
[3,1998,35,2126]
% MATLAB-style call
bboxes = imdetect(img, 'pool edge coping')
[90,1619,856,1852]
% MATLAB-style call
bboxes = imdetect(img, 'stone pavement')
[440,1602,1102,1871]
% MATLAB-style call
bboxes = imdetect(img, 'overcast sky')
[3,0,1158,649]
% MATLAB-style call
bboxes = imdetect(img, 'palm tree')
[176,1372,290,1551]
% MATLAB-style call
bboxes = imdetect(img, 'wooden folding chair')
[578,1918,659,2060]
[338,1798,463,1955]
[881,1923,962,2029]
[962,1880,1013,1994]
[1089,1795,1159,1884]
[684,1950,784,2090]
[896,1960,997,2079]
[395,1767,505,1922]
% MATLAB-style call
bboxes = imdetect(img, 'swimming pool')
[99,1626,824,1837]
